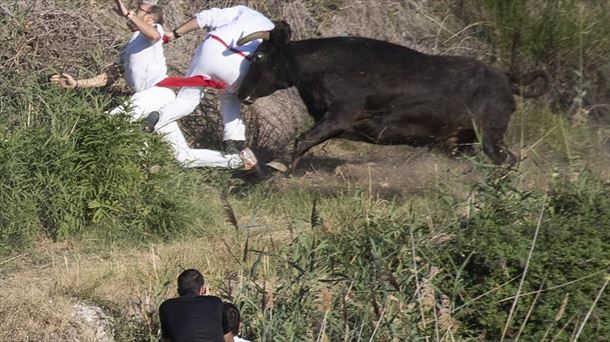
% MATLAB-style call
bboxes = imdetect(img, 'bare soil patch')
[268,140,480,199]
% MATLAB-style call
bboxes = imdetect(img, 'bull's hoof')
[505,149,520,166]
[265,161,288,173]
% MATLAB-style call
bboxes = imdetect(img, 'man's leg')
[188,36,248,154]
[219,91,246,154]
[157,121,250,169]
[108,86,176,120]
[148,39,213,132]
[152,86,204,131]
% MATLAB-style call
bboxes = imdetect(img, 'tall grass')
[157,167,606,341]
[455,0,610,113]
[0,77,225,254]
[3,167,607,341]
[1,1,609,341]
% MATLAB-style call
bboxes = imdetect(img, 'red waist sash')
[155,75,225,89]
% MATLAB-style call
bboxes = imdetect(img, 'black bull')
[237,21,547,171]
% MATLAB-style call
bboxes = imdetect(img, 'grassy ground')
[1,0,609,341]
[1,149,608,340]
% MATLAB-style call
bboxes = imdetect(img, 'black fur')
[239,21,546,170]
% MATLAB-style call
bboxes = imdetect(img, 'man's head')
[223,302,241,335]
[177,269,205,296]
[136,3,164,25]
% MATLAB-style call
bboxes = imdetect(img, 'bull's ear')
[271,20,292,45]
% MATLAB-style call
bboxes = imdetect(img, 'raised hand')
[115,0,129,17]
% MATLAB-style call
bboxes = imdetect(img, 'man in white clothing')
[145,5,274,155]
[50,1,257,170]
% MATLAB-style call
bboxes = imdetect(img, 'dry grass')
[0,182,292,341]
[0,227,278,341]
[1,271,78,341]
[1,0,609,341]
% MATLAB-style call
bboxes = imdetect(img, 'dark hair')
[177,269,204,296]
[147,5,164,25]
[223,302,240,335]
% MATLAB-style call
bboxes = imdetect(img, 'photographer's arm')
[223,332,234,342]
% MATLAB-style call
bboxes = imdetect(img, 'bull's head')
[237,21,292,104]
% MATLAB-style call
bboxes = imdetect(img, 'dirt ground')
[239,108,610,200]
[268,140,479,198]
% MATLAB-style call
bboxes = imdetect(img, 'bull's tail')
[506,70,549,98]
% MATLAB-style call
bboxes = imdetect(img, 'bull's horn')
[237,31,270,46]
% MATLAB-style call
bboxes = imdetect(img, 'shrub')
[0,78,212,253]
[432,170,610,340]
[224,170,609,341]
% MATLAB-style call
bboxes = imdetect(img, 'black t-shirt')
[159,294,230,342]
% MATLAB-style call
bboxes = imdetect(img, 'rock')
[72,302,114,342]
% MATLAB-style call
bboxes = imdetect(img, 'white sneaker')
[239,147,258,170]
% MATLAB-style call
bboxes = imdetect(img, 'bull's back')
[292,37,510,98]
[292,37,515,146]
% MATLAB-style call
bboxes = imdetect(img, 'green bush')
[225,170,609,341]
[433,171,610,340]
[0,78,213,254]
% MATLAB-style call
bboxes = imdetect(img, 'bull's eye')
[252,52,264,63]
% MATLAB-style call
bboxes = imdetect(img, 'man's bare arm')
[50,63,121,89]
[126,11,161,42]
[115,0,160,41]
[164,17,199,43]
[115,0,129,17]
[49,72,108,89]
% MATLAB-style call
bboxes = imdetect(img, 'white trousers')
[109,86,240,168]
[154,36,252,142]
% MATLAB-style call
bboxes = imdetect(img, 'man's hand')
[115,0,129,17]
[49,73,77,89]
[162,31,175,44]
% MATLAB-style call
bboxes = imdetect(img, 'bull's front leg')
[290,115,348,171]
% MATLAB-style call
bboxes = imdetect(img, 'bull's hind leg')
[456,129,477,155]
[442,129,476,159]
[482,135,509,164]
[481,122,518,165]
[474,96,519,165]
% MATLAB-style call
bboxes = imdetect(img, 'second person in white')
[146,5,274,155]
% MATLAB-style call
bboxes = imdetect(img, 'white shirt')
[195,6,274,53]
[234,336,251,342]
[120,24,168,92]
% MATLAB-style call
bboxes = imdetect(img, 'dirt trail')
[265,140,480,199]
